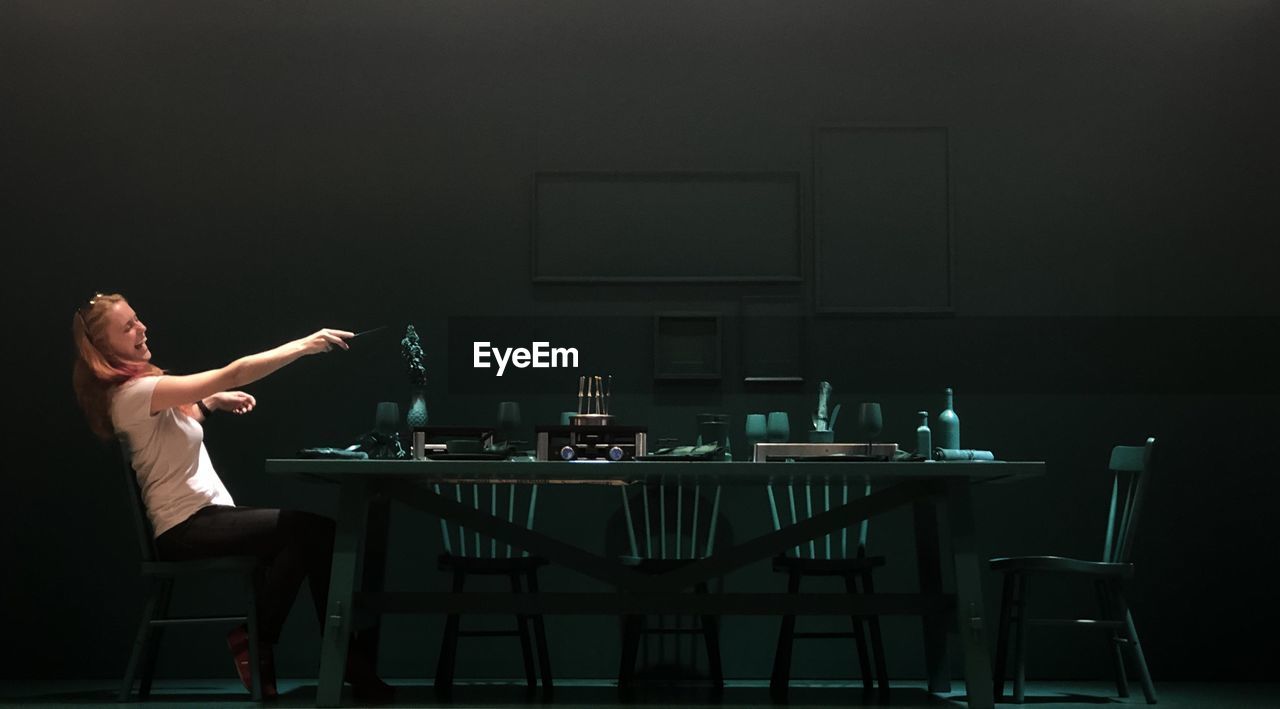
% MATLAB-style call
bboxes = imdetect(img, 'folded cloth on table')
[933,448,995,461]
[298,447,369,460]
[637,443,724,461]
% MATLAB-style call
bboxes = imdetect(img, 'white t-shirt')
[110,376,235,537]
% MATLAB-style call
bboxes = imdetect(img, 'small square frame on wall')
[654,312,722,380]
[741,295,804,383]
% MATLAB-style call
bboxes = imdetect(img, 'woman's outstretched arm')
[148,328,353,415]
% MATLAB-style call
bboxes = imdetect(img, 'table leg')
[317,481,369,707]
[913,496,951,693]
[353,495,390,666]
[945,480,994,709]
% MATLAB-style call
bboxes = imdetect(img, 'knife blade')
[351,325,388,339]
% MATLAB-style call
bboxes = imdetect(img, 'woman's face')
[100,300,150,364]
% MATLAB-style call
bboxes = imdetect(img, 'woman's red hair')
[72,293,164,441]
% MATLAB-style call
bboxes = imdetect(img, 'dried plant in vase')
[401,325,428,427]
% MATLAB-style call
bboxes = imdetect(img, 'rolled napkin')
[639,444,724,460]
[933,448,995,461]
[298,448,369,460]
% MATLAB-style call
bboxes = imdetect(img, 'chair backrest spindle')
[643,485,653,558]
[1102,438,1155,564]
[621,486,640,558]
[433,483,453,554]
[787,483,800,556]
[803,482,815,559]
[822,483,831,560]
[472,485,481,557]
[506,483,516,557]
[689,485,701,560]
[660,483,668,559]
[522,485,538,558]
[490,484,498,558]
[841,483,849,558]
[455,485,467,556]
[674,484,682,560]
[703,485,722,558]
[858,478,871,554]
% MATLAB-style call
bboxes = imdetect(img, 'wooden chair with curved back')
[431,480,552,695]
[990,437,1158,704]
[616,478,726,693]
[764,472,890,698]
[117,447,267,702]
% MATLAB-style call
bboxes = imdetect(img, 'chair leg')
[509,573,537,690]
[1112,583,1157,704]
[860,569,891,695]
[618,614,644,692]
[842,573,874,692]
[525,571,553,693]
[993,572,1015,700]
[119,580,162,702]
[1096,580,1130,699]
[434,570,465,693]
[770,571,801,699]
[244,572,263,702]
[696,581,724,691]
[1012,573,1029,704]
[138,579,173,700]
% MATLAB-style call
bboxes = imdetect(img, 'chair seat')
[772,554,886,575]
[139,556,262,576]
[989,555,1134,578]
[437,553,549,574]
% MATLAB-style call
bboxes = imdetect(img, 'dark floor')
[1,680,1276,709]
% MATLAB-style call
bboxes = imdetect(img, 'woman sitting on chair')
[71,292,393,703]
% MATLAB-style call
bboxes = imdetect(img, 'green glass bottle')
[915,411,932,459]
[937,388,960,450]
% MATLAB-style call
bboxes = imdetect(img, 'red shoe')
[226,625,279,699]
[345,648,395,704]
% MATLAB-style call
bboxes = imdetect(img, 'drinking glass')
[497,401,521,441]
[766,411,791,443]
[745,414,768,449]
[858,402,883,443]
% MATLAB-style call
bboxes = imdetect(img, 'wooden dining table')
[265,458,1044,708]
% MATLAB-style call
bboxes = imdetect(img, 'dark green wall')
[5,0,1278,683]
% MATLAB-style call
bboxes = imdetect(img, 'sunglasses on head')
[76,292,109,327]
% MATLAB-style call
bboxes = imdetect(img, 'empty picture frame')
[741,295,804,383]
[654,312,722,380]
[814,125,953,314]
[532,171,803,283]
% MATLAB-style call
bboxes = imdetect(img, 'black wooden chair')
[432,481,552,695]
[616,479,726,693]
[990,437,1158,704]
[765,473,890,698]
[117,449,267,702]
